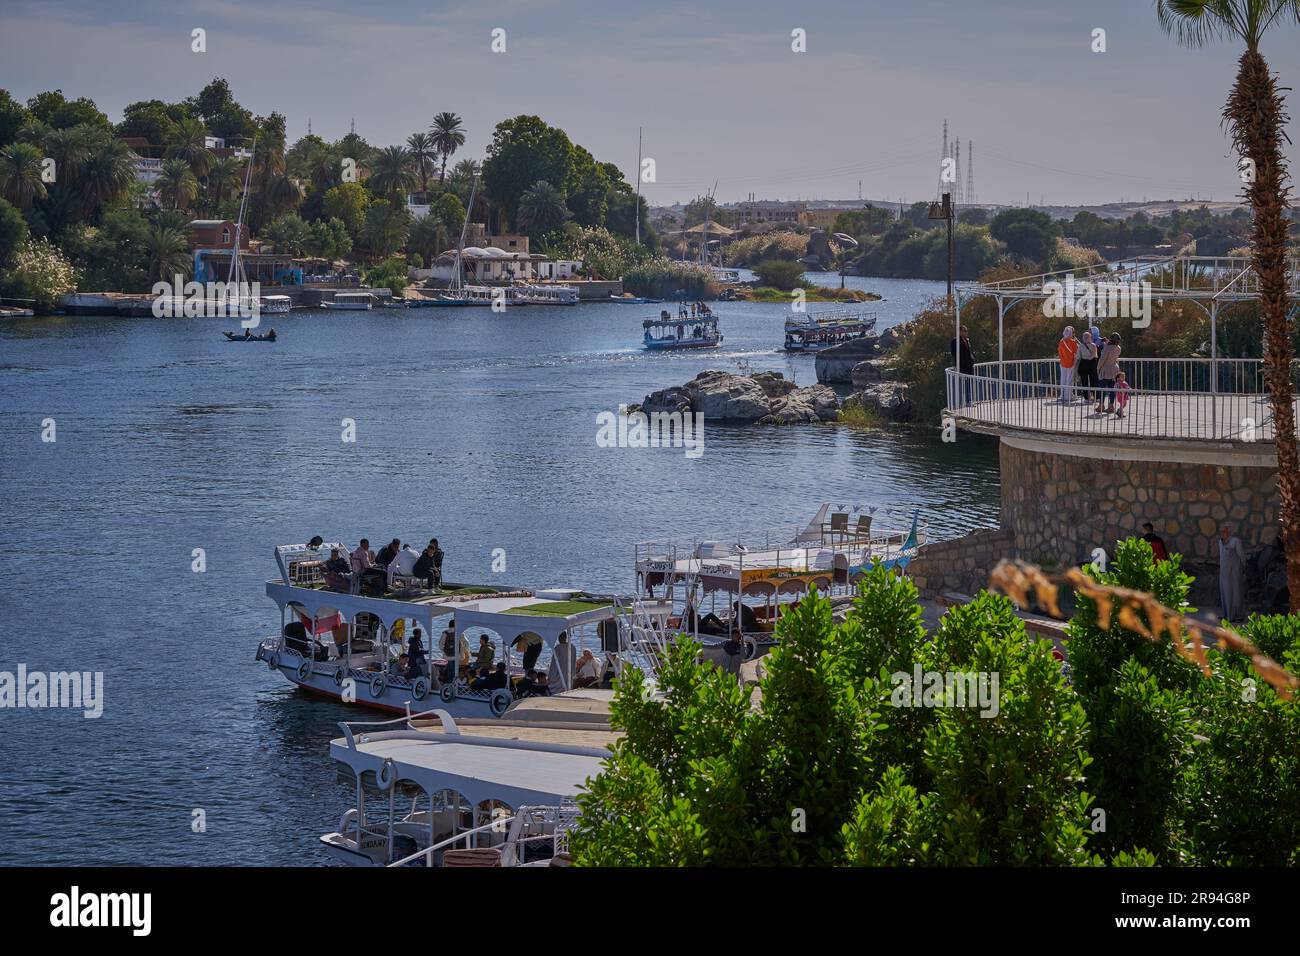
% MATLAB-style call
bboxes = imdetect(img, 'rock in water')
[631,370,840,425]
[849,383,915,423]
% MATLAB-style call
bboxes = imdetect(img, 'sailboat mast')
[452,174,477,293]
[227,136,257,288]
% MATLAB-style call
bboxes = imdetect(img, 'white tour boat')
[260,294,292,314]
[322,292,374,311]
[256,542,633,718]
[633,504,923,660]
[318,709,607,866]
[511,283,579,306]
[783,309,877,351]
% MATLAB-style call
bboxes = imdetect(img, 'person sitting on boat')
[427,538,445,586]
[661,310,671,321]
[413,545,439,589]
[266,328,276,341]
[323,548,351,592]
[514,670,548,699]
[484,661,509,691]
[375,538,401,570]
[469,666,492,691]
[242,327,252,340]
[722,627,744,678]
[573,649,602,689]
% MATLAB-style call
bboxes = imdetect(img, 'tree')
[0,142,49,208]
[989,207,1057,263]
[41,126,92,187]
[368,145,415,202]
[1156,0,1300,612]
[0,90,29,148]
[0,238,78,309]
[307,217,351,261]
[205,157,244,213]
[516,180,570,237]
[406,132,436,195]
[78,134,135,218]
[361,200,411,261]
[755,259,808,291]
[166,116,214,178]
[144,225,191,283]
[116,99,188,145]
[433,192,466,237]
[263,214,311,256]
[482,115,574,230]
[407,212,448,267]
[429,112,465,185]
[25,90,109,131]
[0,197,28,266]
[156,158,199,211]
[322,182,370,243]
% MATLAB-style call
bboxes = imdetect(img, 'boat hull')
[644,338,722,351]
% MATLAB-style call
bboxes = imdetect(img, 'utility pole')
[634,127,642,246]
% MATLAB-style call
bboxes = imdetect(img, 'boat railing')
[386,803,579,867]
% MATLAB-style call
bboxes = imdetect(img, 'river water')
[0,274,998,864]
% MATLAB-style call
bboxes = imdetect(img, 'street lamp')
[928,192,954,306]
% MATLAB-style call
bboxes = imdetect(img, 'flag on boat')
[294,606,343,634]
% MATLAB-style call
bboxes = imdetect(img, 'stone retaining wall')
[908,528,1015,598]
[999,440,1280,569]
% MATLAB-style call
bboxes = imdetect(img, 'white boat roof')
[330,728,604,808]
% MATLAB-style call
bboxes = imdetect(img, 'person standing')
[349,538,373,594]
[950,324,975,405]
[1141,522,1169,562]
[1218,523,1247,622]
[547,631,577,694]
[1096,333,1122,414]
[1057,326,1079,403]
[1075,329,1099,405]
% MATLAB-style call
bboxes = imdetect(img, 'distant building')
[186,220,249,251]
[799,207,863,231]
[186,219,300,287]
[427,245,579,283]
[733,200,806,225]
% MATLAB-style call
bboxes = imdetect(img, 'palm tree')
[406,132,436,195]
[166,116,214,178]
[430,112,466,186]
[408,211,449,268]
[517,180,570,235]
[369,145,416,202]
[78,135,135,216]
[43,126,93,187]
[1156,0,1300,610]
[0,142,49,208]
[145,224,191,284]
[206,156,243,212]
[156,158,199,211]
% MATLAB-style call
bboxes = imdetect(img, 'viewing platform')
[945,358,1299,448]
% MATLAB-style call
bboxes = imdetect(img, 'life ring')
[333,666,346,687]
[375,758,395,791]
[439,684,456,703]
[369,673,387,698]
[489,689,512,718]
[268,651,281,671]
[411,677,428,701]
[296,658,313,681]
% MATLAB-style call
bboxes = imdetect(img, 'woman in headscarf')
[1057,326,1079,403]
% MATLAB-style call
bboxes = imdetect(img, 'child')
[1113,371,1131,418]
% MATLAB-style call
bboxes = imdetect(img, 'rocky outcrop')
[814,323,908,383]
[850,359,898,389]
[847,382,916,423]
[634,370,840,425]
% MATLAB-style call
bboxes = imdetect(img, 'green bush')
[754,259,808,292]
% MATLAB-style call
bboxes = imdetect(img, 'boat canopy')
[451,595,617,648]
[331,718,605,808]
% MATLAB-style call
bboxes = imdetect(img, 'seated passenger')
[412,545,438,588]
[473,634,496,671]
[484,661,508,691]
[574,649,602,688]
[375,538,401,570]
[514,670,548,698]
[323,548,351,592]
[469,666,492,691]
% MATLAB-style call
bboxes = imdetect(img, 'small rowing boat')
[223,330,277,342]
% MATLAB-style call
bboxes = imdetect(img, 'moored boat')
[322,292,374,310]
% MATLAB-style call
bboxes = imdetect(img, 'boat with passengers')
[643,307,722,350]
[319,708,608,866]
[512,283,579,306]
[783,309,877,351]
[256,541,648,718]
[632,504,923,661]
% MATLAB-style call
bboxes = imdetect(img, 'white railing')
[945,358,1299,442]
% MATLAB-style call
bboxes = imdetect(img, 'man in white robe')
[547,631,577,694]
[1218,524,1247,622]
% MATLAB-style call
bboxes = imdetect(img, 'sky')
[2,0,1299,207]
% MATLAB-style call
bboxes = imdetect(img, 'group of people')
[1057,325,1129,416]
[677,301,713,319]
[949,324,1131,416]
[314,536,445,594]
[1139,520,1252,623]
